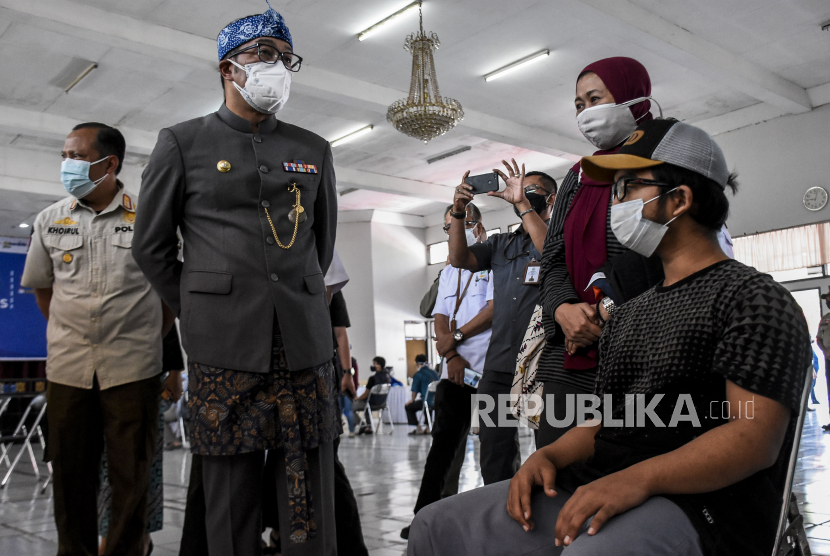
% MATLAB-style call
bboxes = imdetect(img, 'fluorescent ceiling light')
[331,125,374,147]
[358,1,420,41]
[65,62,98,93]
[484,50,550,82]
[427,146,471,164]
[18,223,30,228]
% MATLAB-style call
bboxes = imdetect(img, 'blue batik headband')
[217,0,293,61]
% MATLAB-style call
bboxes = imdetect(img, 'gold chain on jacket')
[264,183,301,249]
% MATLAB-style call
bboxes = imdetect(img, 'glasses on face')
[613,177,674,202]
[523,184,548,196]
[231,43,303,72]
[443,220,478,234]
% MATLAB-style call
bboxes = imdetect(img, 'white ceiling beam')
[572,0,812,114]
[0,105,478,204]
[336,167,486,207]
[0,0,589,160]
[693,102,787,137]
[337,209,426,229]
[0,106,159,153]
[808,83,830,109]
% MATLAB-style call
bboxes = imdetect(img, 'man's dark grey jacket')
[133,104,337,373]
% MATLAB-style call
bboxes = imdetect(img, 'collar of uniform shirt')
[73,180,128,215]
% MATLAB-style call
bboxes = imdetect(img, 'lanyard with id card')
[523,258,541,285]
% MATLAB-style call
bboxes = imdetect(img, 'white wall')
[334,221,376,378]
[335,214,430,382]
[714,103,830,237]
[371,222,428,377]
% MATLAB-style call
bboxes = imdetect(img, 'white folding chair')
[423,380,440,431]
[0,394,49,489]
[771,364,814,556]
[362,384,394,434]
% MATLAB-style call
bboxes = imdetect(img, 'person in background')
[98,327,184,556]
[816,295,830,431]
[406,354,440,435]
[400,203,494,540]
[352,357,391,434]
[409,118,811,556]
[21,122,174,556]
[450,161,556,484]
[536,57,662,449]
[808,342,819,411]
[330,290,358,437]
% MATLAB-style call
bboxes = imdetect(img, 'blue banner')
[0,237,47,360]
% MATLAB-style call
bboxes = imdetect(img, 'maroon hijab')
[563,57,652,370]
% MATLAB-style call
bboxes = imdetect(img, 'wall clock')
[804,186,828,211]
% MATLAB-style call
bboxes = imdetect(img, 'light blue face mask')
[60,156,109,198]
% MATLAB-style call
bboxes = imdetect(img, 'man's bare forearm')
[629,382,790,497]
[458,300,493,339]
[161,302,176,337]
[335,327,351,371]
[539,421,600,470]
[448,216,478,270]
[517,208,548,254]
[34,288,52,321]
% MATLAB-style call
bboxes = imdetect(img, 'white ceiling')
[0,0,828,235]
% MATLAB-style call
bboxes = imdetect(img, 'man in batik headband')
[133,2,339,554]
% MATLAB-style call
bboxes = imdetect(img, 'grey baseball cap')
[580,119,729,188]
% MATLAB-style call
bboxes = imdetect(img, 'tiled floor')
[0,408,829,556]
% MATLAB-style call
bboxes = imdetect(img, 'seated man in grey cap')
[407,119,811,556]
[132,2,339,555]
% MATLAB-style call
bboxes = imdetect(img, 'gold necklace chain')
[264,183,301,249]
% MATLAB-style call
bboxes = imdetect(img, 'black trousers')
[331,437,369,556]
[46,376,159,556]
[181,440,368,556]
[413,380,474,514]
[202,444,336,556]
[477,371,520,485]
[406,399,426,426]
[534,381,590,450]
[179,454,209,556]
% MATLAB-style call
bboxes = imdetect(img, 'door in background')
[406,339,427,379]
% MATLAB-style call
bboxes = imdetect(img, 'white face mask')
[229,60,291,114]
[576,96,658,150]
[610,188,678,257]
[465,228,478,247]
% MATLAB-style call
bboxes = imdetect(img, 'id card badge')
[523,259,541,285]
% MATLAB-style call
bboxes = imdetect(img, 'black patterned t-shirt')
[561,259,811,556]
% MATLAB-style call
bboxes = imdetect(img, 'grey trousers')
[202,442,336,556]
[408,480,703,556]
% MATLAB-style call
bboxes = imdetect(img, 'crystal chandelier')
[386,2,463,143]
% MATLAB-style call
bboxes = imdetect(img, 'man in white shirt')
[401,204,494,540]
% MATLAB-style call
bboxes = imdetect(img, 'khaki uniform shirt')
[21,185,162,390]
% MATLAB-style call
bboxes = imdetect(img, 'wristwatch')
[453,329,464,342]
[600,296,616,319]
[449,209,466,219]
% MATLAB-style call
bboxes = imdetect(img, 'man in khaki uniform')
[22,123,173,556]
[817,293,830,431]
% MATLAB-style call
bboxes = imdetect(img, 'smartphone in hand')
[464,172,500,195]
[463,368,482,388]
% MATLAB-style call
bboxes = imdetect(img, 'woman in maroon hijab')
[535,57,660,448]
